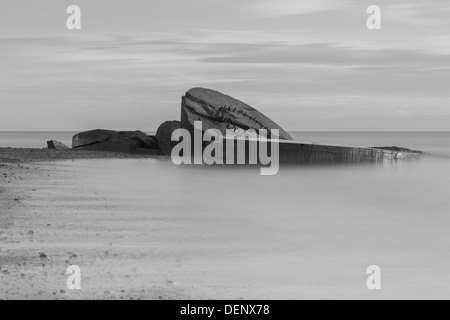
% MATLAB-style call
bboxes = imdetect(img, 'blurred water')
[49,154,450,299]
[3,131,450,298]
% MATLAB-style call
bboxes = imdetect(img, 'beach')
[1,149,180,300]
[1,140,450,300]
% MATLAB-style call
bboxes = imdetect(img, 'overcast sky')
[1,0,449,131]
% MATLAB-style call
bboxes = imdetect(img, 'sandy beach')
[1,149,184,300]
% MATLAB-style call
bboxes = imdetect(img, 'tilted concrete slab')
[181,88,293,141]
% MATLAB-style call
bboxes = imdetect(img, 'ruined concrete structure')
[181,87,293,141]
[71,88,422,163]
[206,138,421,165]
[72,130,162,155]
[47,140,69,150]
[155,121,182,156]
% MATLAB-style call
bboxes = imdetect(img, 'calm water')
[1,131,450,157]
[41,151,450,298]
[2,131,450,298]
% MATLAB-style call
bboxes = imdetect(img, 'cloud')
[254,0,344,16]
[1,28,450,131]
[197,41,450,71]
[420,36,450,56]
[383,2,450,26]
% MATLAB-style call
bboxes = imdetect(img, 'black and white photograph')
[1,0,450,303]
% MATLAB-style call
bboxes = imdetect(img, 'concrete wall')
[201,138,421,165]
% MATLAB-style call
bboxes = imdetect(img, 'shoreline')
[0,159,203,300]
[0,147,170,164]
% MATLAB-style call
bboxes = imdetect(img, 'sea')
[1,131,450,298]
[0,131,449,156]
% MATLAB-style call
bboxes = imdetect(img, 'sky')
[0,0,449,131]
